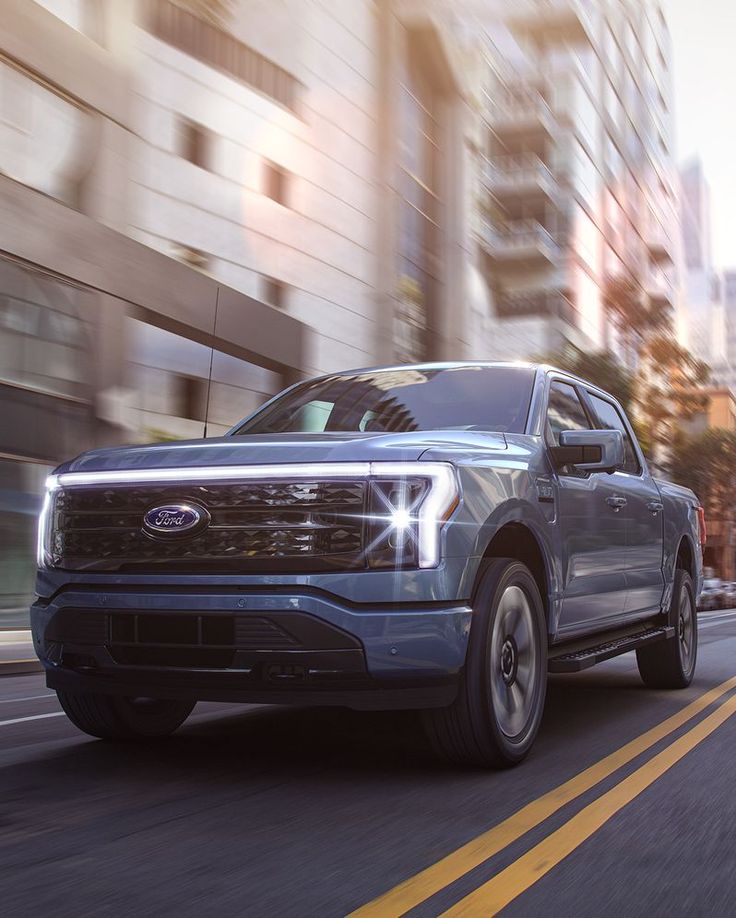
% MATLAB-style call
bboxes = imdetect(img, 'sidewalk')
[0,630,40,675]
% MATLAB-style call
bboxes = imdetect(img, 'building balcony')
[495,289,576,323]
[644,222,674,264]
[482,154,558,203]
[508,0,595,46]
[480,220,561,267]
[645,276,675,310]
[489,87,556,138]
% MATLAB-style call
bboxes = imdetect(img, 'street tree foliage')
[668,429,736,515]
[601,274,710,457]
[638,334,710,451]
[538,344,652,449]
[540,345,634,411]
[602,275,671,367]
[540,276,711,461]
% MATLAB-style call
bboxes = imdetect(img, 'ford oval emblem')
[142,503,208,539]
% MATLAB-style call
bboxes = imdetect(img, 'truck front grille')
[49,479,367,572]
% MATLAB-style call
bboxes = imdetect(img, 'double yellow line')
[350,675,736,918]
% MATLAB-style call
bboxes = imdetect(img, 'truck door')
[585,392,665,618]
[546,380,629,635]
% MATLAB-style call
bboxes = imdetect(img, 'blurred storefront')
[0,239,307,625]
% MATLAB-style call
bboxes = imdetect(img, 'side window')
[587,393,641,474]
[546,381,591,446]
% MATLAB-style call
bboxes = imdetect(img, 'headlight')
[365,463,459,569]
[37,475,59,569]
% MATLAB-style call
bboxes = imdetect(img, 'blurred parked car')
[698,578,725,611]
[722,582,736,609]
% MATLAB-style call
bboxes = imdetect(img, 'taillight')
[697,506,707,549]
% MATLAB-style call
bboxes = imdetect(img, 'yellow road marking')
[444,690,736,916]
[349,675,736,917]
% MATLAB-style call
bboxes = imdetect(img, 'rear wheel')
[57,691,195,740]
[637,568,697,689]
[423,558,547,768]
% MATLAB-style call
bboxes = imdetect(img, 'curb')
[0,632,41,676]
[0,659,43,676]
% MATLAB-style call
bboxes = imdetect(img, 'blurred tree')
[599,273,710,460]
[638,335,710,452]
[539,345,634,412]
[668,429,736,538]
[602,274,671,367]
[537,345,654,451]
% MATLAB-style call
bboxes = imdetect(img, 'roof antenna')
[203,286,219,439]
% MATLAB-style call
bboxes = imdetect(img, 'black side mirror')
[550,429,625,473]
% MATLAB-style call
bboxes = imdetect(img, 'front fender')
[450,464,562,629]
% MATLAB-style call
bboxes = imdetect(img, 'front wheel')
[57,691,195,740]
[637,568,697,689]
[423,558,547,768]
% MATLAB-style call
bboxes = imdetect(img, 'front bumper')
[31,586,471,711]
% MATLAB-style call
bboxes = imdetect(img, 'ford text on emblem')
[142,503,208,538]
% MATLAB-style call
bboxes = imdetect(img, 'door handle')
[647,500,664,514]
[606,495,628,511]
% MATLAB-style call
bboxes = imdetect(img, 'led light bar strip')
[46,463,373,489]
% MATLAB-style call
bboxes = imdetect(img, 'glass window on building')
[126,318,280,441]
[395,33,442,364]
[178,117,212,170]
[0,261,94,401]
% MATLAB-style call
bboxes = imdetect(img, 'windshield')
[233,366,535,435]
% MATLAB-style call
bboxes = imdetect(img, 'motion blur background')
[1,0,733,627]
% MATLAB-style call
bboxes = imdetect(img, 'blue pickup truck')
[32,363,704,766]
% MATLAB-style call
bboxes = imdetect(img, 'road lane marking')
[0,694,55,705]
[699,620,736,632]
[443,690,736,916]
[0,712,65,728]
[699,610,736,621]
[349,675,736,917]
[699,611,736,628]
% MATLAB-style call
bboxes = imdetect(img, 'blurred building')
[683,388,736,436]
[679,158,725,367]
[474,0,680,363]
[679,158,736,397]
[0,0,485,621]
[0,0,689,622]
[681,387,736,580]
[719,268,736,391]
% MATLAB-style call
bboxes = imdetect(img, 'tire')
[56,691,195,740]
[423,558,548,768]
[636,568,697,689]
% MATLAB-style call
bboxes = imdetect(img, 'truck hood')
[60,430,509,473]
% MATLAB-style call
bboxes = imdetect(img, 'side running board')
[548,626,676,673]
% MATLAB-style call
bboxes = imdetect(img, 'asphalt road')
[3,610,736,918]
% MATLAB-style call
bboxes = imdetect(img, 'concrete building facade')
[474,0,680,363]
[679,158,724,367]
[0,0,484,621]
[0,0,687,621]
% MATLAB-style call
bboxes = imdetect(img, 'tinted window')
[546,381,590,446]
[587,393,640,474]
[233,366,535,435]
